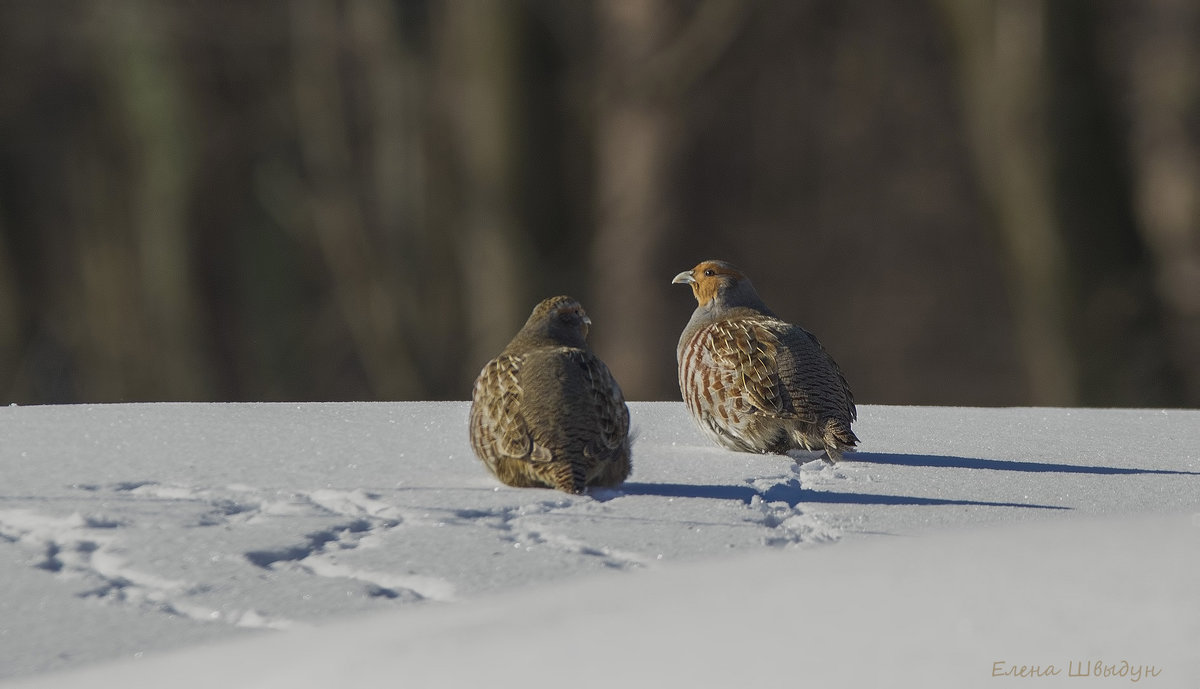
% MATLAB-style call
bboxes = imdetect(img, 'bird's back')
[677,312,856,457]
[471,343,630,493]
[519,346,628,453]
[768,319,857,427]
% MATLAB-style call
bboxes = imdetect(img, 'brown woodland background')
[1,0,1198,407]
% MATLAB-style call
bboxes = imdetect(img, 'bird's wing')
[562,349,630,457]
[469,355,553,465]
[706,319,797,419]
[773,323,857,423]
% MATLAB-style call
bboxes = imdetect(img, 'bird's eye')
[703,269,716,277]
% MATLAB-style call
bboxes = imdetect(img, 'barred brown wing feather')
[774,323,855,424]
[565,349,630,457]
[470,355,551,465]
[710,320,808,419]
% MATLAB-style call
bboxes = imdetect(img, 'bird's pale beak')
[581,313,592,338]
[671,270,695,285]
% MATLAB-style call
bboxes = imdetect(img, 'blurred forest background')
[1,0,1198,407]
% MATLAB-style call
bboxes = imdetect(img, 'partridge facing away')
[469,296,632,494]
[672,260,858,462]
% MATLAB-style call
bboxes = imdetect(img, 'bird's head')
[522,295,592,346]
[671,260,768,312]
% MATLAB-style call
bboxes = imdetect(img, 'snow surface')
[1,402,1197,687]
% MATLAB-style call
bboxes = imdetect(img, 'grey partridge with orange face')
[673,260,857,462]
[469,296,632,493]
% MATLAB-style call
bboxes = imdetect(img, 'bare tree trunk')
[937,0,1079,405]
[590,0,748,400]
[1114,0,1200,404]
[590,0,676,401]
[431,1,533,379]
[42,1,206,402]
[289,0,423,400]
[101,0,211,400]
[0,222,18,398]
[347,0,458,398]
[68,156,144,400]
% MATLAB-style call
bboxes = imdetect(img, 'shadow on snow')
[615,480,1068,510]
[852,452,1200,476]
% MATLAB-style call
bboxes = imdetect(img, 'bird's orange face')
[672,260,745,307]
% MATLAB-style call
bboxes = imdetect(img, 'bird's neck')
[684,300,775,333]
[508,330,586,354]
